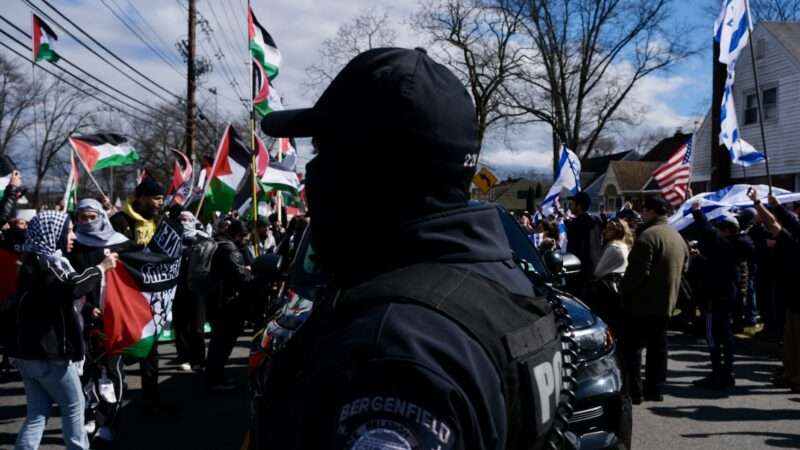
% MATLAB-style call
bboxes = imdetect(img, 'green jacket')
[621,217,689,317]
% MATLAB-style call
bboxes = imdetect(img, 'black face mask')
[305,153,343,269]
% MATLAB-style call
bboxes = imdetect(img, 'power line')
[0,40,160,128]
[206,0,244,77]
[30,0,182,101]
[197,13,247,104]
[100,0,185,78]
[122,0,183,64]
[0,22,162,116]
[22,0,177,104]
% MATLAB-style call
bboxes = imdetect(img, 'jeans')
[13,358,88,450]
[706,310,735,378]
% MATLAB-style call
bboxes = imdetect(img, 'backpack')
[186,238,218,296]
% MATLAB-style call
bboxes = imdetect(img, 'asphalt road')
[1,332,798,449]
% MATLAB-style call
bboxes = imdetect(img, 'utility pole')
[186,0,197,159]
[710,41,730,191]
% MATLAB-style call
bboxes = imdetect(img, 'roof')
[640,132,692,162]
[581,150,632,188]
[762,22,800,64]
[609,161,662,192]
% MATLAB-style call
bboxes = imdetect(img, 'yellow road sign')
[473,167,498,193]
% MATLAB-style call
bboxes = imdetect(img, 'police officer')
[256,48,563,449]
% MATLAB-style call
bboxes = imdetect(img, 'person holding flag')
[109,178,172,417]
[68,199,132,445]
[8,211,118,450]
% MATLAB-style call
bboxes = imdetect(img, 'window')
[756,39,766,60]
[517,190,528,199]
[744,87,778,125]
[744,93,759,125]
[763,87,777,120]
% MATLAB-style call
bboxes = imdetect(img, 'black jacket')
[209,237,252,312]
[692,210,754,309]
[256,205,556,450]
[10,255,102,361]
[566,212,604,277]
[772,205,800,313]
[69,241,133,309]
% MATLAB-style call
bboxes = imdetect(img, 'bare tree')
[414,0,531,146]
[500,0,696,172]
[0,53,36,157]
[304,7,397,98]
[19,77,97,207]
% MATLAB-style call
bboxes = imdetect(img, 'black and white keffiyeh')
[25,210,75,275]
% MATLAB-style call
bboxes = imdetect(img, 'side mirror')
[542,250,564,275]
[252,254,284,281]
[561,253,582,276]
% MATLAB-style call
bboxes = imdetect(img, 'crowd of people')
[512,188,800,403]
[0,170,301,449]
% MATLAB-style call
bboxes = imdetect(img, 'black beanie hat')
[135,177,165,197]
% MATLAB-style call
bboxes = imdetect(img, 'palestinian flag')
[256,135,269,177]
[249,8,281,117]
[0,247,19,302]
[62,151,79,212]
[204,124,252,216]
[103,221,182,358]
[32,14,59,63]
[260,166,300,194]
[69,133,140,172]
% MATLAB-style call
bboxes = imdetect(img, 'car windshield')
[494,207,550,278]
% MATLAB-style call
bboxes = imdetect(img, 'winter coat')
[621,216,689,317]
[10,254,102,361]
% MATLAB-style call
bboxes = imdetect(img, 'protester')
[205,219,252,391]
[173,211,209,373]
[0,170,23,228]
[109,177,171,417]
[68,199,132,444]
[690,203,754,390]
[566,191,604,294]
[110,177,164,247]
[589,219,633,335]
[253,47,561,450]
[9,211,117,450]
[749,190,800,393]
[621,196,689,403]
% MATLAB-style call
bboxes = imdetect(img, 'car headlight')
[572,321,615,362]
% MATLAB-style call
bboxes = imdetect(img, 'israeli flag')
[715,0,752,65]
[720,63,766,167]
[541,145,581,216]
[669,184,800,231]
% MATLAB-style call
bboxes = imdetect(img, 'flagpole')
[195,124,229,217]
[248,0,261,257]
[745,0,773,193]
[69,143,107,198]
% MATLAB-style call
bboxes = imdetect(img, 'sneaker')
[85,419,97,435]
[179,362,192,372]
[191,364,205,373]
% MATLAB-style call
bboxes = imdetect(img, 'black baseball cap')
[261,47,479,186]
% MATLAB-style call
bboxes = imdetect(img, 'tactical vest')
[256,263,562,450]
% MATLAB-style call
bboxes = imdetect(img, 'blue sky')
[0,0,723,175]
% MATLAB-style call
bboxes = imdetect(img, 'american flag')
[653,137,693,207]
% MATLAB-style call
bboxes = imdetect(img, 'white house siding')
[692,23,800,183]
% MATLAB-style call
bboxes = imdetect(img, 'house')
[581,150,636,211]
[471,177,544,211]
[692,22,800,191]
[595,132,692,211]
